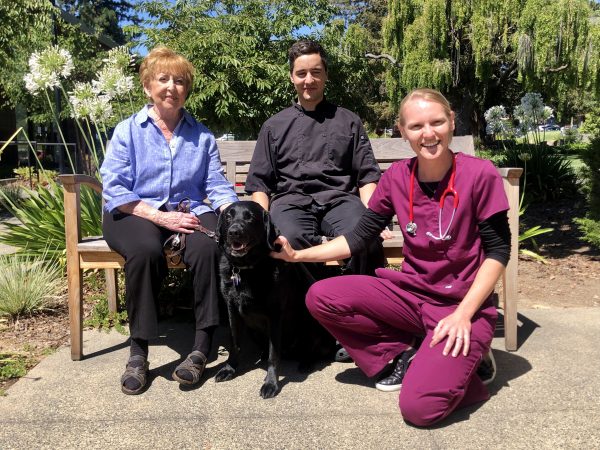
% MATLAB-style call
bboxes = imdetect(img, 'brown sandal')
[172,351,207,385]
[121,355,149,395]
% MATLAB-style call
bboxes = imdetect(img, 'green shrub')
[12,167,59,188]
[561,127,580,144]
[0,253,64,319]
[574,137,600,249]
[574,217,600,249]
[579,137,600,217]
[579,104,600,139]
[0,184,22,212]
[500,143,579,202]
[561,141,590,155]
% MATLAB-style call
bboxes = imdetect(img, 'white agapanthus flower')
[23,46,74,95]
[102,46,136,71]
[520,92,545,118]
[484,105,507,122]
[541,105,554,121]
[484,106,509,136]
[89,95,113,124]
[69,82,97,119]
[69,83,113,123]
[92,66,134,99]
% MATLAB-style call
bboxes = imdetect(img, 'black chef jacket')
[245,100,381,208]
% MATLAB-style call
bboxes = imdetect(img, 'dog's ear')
[263,209,281,251]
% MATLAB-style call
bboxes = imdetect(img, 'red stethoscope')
[406,153,459,241]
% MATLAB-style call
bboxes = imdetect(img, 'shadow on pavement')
[495,311,541,350]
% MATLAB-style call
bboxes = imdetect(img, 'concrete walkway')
[1,307,599,449]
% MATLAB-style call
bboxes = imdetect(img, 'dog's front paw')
[259,380,280,399]
[214,364,236,382]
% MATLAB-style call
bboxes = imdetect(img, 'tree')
[58,0,141,45]
[0,0,138,119]
[132,0,335,137]
[382,0,600,135]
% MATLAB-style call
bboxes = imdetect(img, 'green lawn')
[518,130,562,143]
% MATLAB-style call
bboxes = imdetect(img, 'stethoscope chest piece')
[406,222,417,236]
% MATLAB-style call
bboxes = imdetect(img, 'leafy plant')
[0,177,102,261]
[574,136,600,249]
[0,352,30,381]
[84,294,128,334]
[574,217,600,249]
[12,167,58,188]
[82,271,128,333]
[0,183,22,212]
[0,252,64,319]
[516,153,554,262]
[561,127,580,144]
[500,143,579,203]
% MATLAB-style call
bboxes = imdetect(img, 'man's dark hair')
[288,40,328,73]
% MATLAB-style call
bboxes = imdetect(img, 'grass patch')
[518,130,562,143]
[0,253,64,319]
[0,351,35,385]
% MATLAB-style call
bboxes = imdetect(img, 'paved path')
[1,307,599,449]
[0,212,18,255]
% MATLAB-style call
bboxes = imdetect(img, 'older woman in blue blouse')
[100,47,238,395]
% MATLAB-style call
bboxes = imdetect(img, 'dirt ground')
[517,198,600,309]
[1,197,598,391]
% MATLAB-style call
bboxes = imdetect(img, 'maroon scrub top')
[368,152,509,304]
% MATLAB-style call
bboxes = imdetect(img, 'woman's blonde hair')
[139,46,195,94]
[397,88,452,125]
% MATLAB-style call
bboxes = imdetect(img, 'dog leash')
[163,198,218,264]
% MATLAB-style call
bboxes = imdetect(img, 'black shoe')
[477,350,497,386]
[375,348,416,392]
[334,342,353,363]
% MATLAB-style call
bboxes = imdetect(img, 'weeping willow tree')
[382,0,600,134]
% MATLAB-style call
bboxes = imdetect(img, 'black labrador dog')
[214,201,334,398]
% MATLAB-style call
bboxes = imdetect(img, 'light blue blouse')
[100,105,238,216]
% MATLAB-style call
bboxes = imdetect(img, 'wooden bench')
[61,137,522,360]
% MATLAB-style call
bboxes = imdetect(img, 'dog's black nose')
[228,223,244,238]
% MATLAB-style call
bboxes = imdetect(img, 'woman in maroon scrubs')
[271,88,511,426]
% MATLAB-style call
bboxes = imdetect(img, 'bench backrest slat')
[217,136,477,197]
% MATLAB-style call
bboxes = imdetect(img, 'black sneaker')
[477,350,497,386]
[334,341,353,363]
[375,348,417,392]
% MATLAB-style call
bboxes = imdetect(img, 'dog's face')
[217,201,280,263]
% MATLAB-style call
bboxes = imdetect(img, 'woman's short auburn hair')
[139,46,195,93]
[397,88,453,125]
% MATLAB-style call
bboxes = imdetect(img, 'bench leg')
[67,267,84,361]
[105,269,118,313]
[502,271,518,351]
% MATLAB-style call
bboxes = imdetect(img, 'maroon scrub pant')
[306,275,497,427]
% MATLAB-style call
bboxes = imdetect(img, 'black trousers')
[103,211,220,341]
[270,195,385,279]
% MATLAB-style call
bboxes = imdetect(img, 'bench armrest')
[60,174,103,195]
[60,174,103,249]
